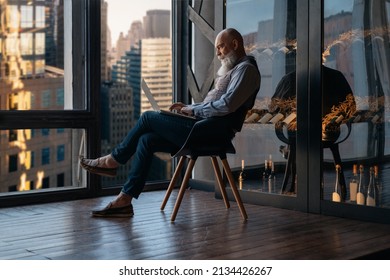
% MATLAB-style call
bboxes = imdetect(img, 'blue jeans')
[111,111,197,198]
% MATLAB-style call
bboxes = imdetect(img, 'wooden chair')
[275,121,352,199]
[160,117,248,222]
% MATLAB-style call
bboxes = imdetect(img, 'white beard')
[217,52,238,76]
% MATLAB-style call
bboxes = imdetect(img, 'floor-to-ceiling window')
[0,0,100,206]
[321,0,390,211]
[101,0,172,190]
[213,0,390,221]
[226,0,300,200]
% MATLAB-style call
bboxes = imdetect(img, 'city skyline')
[106,0,171,43]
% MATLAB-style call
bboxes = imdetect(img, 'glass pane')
[0,0,85,110]
[323,0,390,209]
[0,129,86,194]
[227,0,297,196]
[102,0,172,188]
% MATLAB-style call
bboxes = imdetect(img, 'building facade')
[0,0,73,193]
[140,38,172,113]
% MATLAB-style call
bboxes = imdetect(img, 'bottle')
[268,105,281,123]
[269,160,275,180]
[258,112,273,124]
[349,164,358,202]
[332,164,343,202]
[374,165,382,207]
[323,114,344,142]
[262,155,273,180]
[266,160,276,193]
[366,167,376,207]
[269,112,284,124]
[370,111,381,124]
[262,159,269,181]
[283,112,297,125]
[238,160,246,190]
[267,154,273,180]
[356,165,365,205]
[352,111,362,123]
[326,113,345,129]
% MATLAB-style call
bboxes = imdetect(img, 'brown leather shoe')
[79,155,117,177]
[92,202,134,218]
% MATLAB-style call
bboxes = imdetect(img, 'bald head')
[215,28,246,60]
[219,28,244,47]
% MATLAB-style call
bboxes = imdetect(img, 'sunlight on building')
[36,171,44,190]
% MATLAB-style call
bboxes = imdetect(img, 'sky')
[227,0,354,35]
[106,0,354,42]
[106,0,171,43]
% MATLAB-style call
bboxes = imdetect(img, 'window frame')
[0,0,102,207]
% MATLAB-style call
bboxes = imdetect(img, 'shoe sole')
[92,212,134,218]
[79,157,117,177]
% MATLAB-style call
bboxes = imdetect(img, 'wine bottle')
[283,112,297,125]
[352,112,362,123]
[356,165,365,205]
[262,155,273,180]
[238,160,246,190]
[269,160,275,180]
[328,113,345,126]
[374,165,382,207]
[366,167,376,207]
[323,113,344,141]
[349,164,358,202]
[262,159,269,181]
[245,112,260,123]
[332,164,343,202]
[370,113,381,124]
[269,112,284,124]
[258,112,273,124]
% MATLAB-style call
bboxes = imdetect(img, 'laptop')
[141,79,197,120]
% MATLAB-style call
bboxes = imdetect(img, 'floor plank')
[0,189,390,260]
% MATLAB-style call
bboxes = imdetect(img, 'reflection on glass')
[323,0,390,209]
[0,129,85,193]
[227,0,297,196]
[0,0,84,111]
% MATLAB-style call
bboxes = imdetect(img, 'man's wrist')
[182,106,194,116]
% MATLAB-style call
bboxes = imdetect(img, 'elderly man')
[80,28,261,217]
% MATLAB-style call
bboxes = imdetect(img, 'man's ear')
[232,39,239,50]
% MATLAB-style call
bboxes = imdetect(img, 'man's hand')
[169,102,186,111]
[170,102,194,116]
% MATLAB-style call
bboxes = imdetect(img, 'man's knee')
[138,133,157,149]
[140,110,157,120]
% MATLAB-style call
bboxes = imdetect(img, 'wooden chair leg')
[281,144,296,193]
[220,158,248,221]
[210,156,230,209]
[171,158,196,222]
[161,156,186,210]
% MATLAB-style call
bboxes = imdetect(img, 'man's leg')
[92,132,180,217]
[121,132,180,199]
[112,111,196,164]
[81,111,196,174]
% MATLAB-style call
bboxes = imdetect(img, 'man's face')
[215,34,234,60]
[215,35,238,75]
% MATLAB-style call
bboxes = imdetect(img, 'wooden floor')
[1,189,390,260]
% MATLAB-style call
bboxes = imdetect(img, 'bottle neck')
[368,171,374,187]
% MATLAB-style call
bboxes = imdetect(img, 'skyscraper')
[0,0,72,192]
[140,38,172,113]
[143,9,170,39]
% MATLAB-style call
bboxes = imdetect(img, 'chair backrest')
[174,117,236,158]
[229,80,259,133]
[174,92,258,158]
